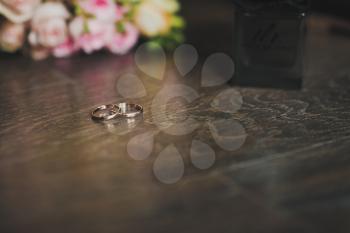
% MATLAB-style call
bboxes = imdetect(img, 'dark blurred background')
[180,0,350,19]
[312,0,350,19]
[179,0,350,57]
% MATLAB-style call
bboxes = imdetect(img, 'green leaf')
[116,21,126,33]
[171,16,185,29]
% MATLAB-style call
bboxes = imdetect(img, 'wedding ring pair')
[91,103,143,121]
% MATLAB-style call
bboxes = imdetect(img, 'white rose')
[28,2,70,48]
[69,17,84,40]
[134,1,172,37]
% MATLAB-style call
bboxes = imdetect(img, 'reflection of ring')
[118,103,143,118]
[91,104,120,121]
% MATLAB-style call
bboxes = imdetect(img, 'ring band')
[91,104,120,121]
[117,103,143,118]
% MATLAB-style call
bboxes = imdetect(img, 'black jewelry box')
[232,0,309,89]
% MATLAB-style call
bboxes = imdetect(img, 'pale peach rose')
[0,21,25,52]
[28,2,70,48]
[0,0,41,23]
[134,1,172,37]
[2,0,40,14]
[147,0,179,13]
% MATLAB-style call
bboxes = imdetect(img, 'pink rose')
[28,2,70,48]
[78,0,122,22]
[107,23,139,55]
[69,17,114,54]
[0,21,25,52]
[77,33,106,54]
[52,38,78,58]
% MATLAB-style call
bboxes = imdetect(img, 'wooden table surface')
[1,1,350,233]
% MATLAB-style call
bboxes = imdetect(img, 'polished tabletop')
[1,1,350,233]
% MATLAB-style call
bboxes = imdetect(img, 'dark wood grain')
[1,1,350,233]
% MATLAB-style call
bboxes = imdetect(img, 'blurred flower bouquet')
[0,0,184,59]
